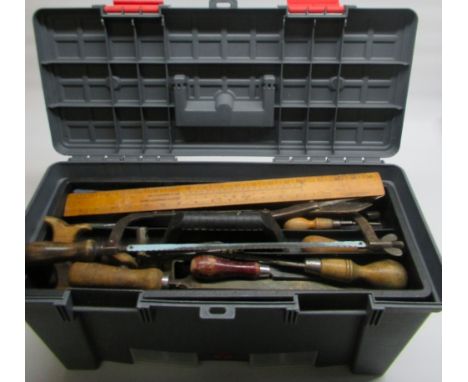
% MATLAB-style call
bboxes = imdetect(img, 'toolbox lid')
[33,2,417,161]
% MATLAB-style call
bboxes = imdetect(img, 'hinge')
[69,154,177,163]
[104,0,164,14]
[287,0,345,14]
[274,156,384,165]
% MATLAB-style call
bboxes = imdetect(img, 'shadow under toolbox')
[26,0,442,375]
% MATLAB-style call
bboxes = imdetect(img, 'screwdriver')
[190,255,408,289]
[283,217,379,230]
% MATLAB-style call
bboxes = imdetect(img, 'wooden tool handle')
[284,217,335,230]
[25,240,97,264]
[302,235,364,254]
[68,262,164,290]
[44,216,92,243]
[191,255,267,280]
[319,259,408,289]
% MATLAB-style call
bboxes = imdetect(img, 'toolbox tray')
[26,1,441,376]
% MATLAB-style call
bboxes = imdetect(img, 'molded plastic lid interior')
[33,6,417,159]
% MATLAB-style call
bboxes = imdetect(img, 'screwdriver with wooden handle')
[284,217,379,230]
[190,255,408,289]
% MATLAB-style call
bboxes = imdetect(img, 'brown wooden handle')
[284,217,334,230]
[44,216,92,243]
[319,259,408,289]
[68,262,164,290]
[25,240,97,265]
[190,255,267,281]
[302,235,364,254]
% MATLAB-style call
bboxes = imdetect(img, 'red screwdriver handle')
[190,255,270,281]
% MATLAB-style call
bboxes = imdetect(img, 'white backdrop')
[25,1,441,381]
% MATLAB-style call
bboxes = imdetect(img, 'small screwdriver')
[283,217,379,230]
[190,255,408,289]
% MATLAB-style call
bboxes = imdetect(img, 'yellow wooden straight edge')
[63,172,385,217]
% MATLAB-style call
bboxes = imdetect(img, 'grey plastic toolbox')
[26,0,441,375]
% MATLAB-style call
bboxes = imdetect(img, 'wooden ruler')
[63,172,384,217]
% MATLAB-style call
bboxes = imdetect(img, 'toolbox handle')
[209,0,238,9]
[173,74,276,127]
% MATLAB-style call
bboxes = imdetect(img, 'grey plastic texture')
[34,6,416,159]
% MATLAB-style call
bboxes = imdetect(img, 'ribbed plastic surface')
[34,6,416,158]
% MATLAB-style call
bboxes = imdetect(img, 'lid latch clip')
[104,0,164,14]
[287,0,345,14]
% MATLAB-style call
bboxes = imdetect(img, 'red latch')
[288,0,344,14]
[104,0,164,14]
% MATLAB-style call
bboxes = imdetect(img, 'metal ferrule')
[333,220,355,227]
[161,275,170,289]
[304,259,322,275]
[259,265,272,278]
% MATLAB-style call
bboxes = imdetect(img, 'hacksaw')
[63,172,385,217]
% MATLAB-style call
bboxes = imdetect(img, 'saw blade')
[126,241,367,253]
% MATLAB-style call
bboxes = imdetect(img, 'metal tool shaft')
[126,240,367,254]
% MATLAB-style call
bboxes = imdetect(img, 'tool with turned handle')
[285,217,356,230]
[190,255,408,289]
[68,261,308,290]
[284,217,379,230]
[190,255,271,280]
[68,262,169,290]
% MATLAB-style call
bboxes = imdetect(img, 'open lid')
[33,1,417,161]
